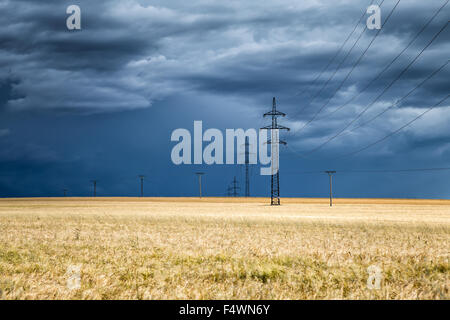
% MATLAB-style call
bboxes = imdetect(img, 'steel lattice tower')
[90,180,98,197]
[244,137,250,197]
[138,175,145,197]
[261,97,289,205]
[227,176,240,197]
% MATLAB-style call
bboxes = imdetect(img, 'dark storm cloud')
[0,0,449,198]
[1,0,447,114]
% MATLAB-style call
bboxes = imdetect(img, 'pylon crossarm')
[266,139,287,145]
[264,111,286,117]
[276,125,290,131]
[260,125,290,131]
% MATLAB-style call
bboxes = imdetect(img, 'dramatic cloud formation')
[0,0,449,197]
[2,0,446,112]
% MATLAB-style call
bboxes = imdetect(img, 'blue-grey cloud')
[0,0,449,198]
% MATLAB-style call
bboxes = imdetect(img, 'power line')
[294,0,375,98]
[341,168,450,173]
[317,0,449,122]
[299,21,449,156]
[293,0,400,134]
[339,94,450,158]
[348,59,449,132]
[290,167,450,175]
[285,60,448,160]
[302,59,449,148]
[291,0,386,120]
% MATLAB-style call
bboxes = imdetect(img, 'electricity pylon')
[239,137,255,197]
[227,176,240,197]
[90,180,98,197]
[138,175,145,197]
[260,97,290,205]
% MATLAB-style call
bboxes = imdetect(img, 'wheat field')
[0,197,448,300]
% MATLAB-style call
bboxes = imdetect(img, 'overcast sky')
[0,0,449,198]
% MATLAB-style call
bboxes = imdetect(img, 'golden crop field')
[0,197,449,300]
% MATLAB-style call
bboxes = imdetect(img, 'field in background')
[0,197,449,299]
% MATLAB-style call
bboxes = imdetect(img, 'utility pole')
[261,97,290,205]
[63,189,68,197]
[90,180,98,197]
[138,175,145,197]
[325,171,336,207]
[196,172,204,198]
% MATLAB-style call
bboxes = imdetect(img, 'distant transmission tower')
[196,172,205,198]
[261,97,290,205]
[244,137,251,197]
[228,176,240,197]
[90,180,98,197]
[138,175,145,197]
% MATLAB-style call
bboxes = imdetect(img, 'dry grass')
[0,197,449,300]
